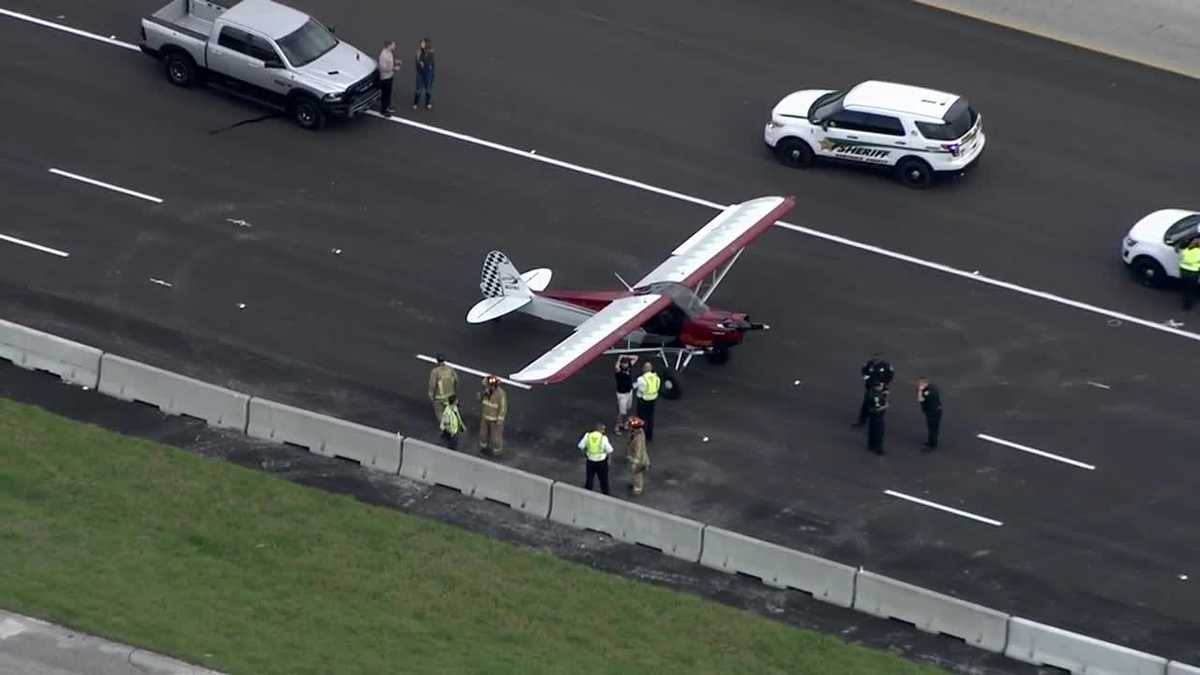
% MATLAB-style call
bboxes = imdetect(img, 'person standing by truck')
[413,37,435,110]
[377,40,399,114]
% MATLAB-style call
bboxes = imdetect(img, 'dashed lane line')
[6,8,1199,347]
[49,168,164,204]
[0,233,69,257]
[977,433,1096,471]
[884,489,1004,527]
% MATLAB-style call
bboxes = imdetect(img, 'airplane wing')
[634,195,795,289]
[510,293,671,384]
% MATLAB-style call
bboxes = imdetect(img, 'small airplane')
[466,195,796,388]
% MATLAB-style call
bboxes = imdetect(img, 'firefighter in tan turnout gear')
[427,354,458,424]
[626,416,650,495]
[478,375,507,456]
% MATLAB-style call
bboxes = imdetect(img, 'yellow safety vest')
[1181,247,1200,273]
[640,373,661,401]
[441,405,462,435]
[584,431,607,461]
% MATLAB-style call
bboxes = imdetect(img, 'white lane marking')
[7,9,1198,346]
[0,233,69,257]
[884,489,1003,527]
[367,113,1200,346]
[148,278,172,288]
[977,433,1096,470]
[0,7,139,51]
[416,354,533,390]
[1086,381,1111,390]
[49,169,164,204]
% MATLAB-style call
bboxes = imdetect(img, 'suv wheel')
[896,157,933,189]
[165,53,196,87]
[291,97,326,130]
[776,138,814,168]
[1131,256,1167,287]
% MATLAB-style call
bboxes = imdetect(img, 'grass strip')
[0,398,947,675]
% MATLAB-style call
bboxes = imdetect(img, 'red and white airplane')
[466,195,796,386]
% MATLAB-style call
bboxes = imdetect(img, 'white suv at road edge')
[764,80,985,188]
[1122,209,1200,286]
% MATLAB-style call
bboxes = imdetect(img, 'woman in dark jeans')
[413,37,435,109]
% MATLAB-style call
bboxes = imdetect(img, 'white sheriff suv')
[764,80,985,188]
[1121,209,1200,286]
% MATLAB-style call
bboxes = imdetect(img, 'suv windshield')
[915,98,978,141]
[277,19,338,67]
[808,90,848,123]
[1164,214,1200,246]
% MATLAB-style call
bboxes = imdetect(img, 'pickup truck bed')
[144,0,225,43]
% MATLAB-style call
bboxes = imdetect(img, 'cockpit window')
[641,281,708,318]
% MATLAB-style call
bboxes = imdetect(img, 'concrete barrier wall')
[854,570,1009,653]
[0,318,102,388]
[246,397,400,474]
[549,483,703,562]
[98,354,249,431]
[1170,661,1200,675]
[399,438,553,518]
[700,526,856,607]
[1005,617,1168,674]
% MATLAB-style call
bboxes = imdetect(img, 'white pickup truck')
[140,0,380,129]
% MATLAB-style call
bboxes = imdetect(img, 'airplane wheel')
[660,369,683,400]
[707,346,731,365]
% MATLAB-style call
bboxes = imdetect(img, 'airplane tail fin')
[467,251,553,324]
[480,250,530,299]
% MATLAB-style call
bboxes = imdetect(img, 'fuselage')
[535,289,750,350]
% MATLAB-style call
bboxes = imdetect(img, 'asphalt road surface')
[0,0,1197,663]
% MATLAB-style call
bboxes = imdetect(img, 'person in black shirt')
[916,376,942,450]
[866,381,888,454]
[854,353,894,426]
[614,355,636,434]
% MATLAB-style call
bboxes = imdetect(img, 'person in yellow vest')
[439,394,465,450]
[478,375,507,456]
[634,362,661,442]
[577,422,614,495]
[1180,239,1200,311]
[427,354,458,424]
[626,416,650,495]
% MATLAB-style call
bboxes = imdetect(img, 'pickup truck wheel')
[291,98,325,130]
[165,53,196,87]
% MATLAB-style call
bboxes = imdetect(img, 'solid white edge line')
[0,233,69,258]
[416,354,533,390]
[977,433,1096,470]
[884,489,1003,527]
[367,113,1200,346]
[49,168,164,204]
[9,7,1198,348]
[0,8,139,51]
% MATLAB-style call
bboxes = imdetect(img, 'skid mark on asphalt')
[208,113,281,135]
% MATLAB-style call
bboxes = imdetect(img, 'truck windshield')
[277,19,338,67]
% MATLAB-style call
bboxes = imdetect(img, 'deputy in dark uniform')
[854,353,895,427]
[866,381,888,454]
[916,376,942,450]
